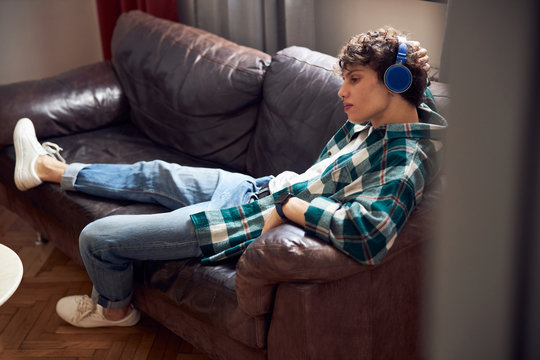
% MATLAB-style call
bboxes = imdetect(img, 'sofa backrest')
[246,46,347,177]
[111,11,271,172]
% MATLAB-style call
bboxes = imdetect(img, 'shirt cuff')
[303,196,341,243]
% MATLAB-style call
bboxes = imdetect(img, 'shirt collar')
[362,104,447,141]
[343,103,447,142]
[383,105,447,140]
[343,121,370,141]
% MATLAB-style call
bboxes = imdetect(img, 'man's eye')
[350,77,359,83]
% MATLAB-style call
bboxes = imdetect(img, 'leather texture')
[428,81,451,118]
[111,11,271,173]
[246,46,347,177]
[0,10,450,360]
[0,62,128,147]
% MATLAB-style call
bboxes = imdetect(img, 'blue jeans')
[61,160,272,310]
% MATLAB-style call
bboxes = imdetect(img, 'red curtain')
[96,0,178,60]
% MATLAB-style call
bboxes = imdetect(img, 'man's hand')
[261,207,287,234]
[409,40,430,72]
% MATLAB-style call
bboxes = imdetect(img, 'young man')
[13,27,446,328]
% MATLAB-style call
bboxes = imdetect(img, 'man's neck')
[371,97,419,129]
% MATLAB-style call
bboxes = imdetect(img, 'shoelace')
[42,142,66,163]
[74,295,98,321]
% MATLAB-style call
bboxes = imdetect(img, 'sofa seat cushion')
[0,123,236,258]
[136,258,268,349]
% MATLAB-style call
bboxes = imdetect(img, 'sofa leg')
[35,232,48,245]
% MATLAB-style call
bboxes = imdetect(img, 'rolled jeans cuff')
[91,287,132,310]
[60,163,89,191]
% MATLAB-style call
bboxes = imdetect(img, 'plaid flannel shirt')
[191,100,446,265]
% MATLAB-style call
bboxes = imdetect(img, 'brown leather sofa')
[0,11,450,360]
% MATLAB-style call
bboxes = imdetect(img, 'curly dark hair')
[337,27,428,107]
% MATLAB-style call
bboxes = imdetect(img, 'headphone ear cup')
[384,64,412,93]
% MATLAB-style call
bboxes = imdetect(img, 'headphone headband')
[396,36,408,64]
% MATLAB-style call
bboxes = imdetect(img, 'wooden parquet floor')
[0,205,212,360]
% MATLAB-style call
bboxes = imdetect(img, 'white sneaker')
[13,118,65,191]
[56,295,141,328]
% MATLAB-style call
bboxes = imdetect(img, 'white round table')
[0,244,23,306]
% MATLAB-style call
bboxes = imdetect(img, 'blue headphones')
[384,36,412,93]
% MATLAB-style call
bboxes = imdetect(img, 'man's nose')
[338,85,347,99]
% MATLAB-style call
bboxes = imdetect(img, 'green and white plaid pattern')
[191,102,447,265]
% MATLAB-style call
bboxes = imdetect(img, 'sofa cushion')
[111,11,271,173]
[136,259,268,350]
[0,124,268,349]
[0,123,233,259]
[246,46,347,177]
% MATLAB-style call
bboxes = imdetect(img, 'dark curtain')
[96,0,178,60]
[176,0,315,54]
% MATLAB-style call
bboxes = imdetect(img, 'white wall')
[0,0,446,86]
[313,0,447,69]
[0,0,103,85]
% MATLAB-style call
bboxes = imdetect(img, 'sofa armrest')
[235,184,440,317]
[0,61,129,146]
[236,225,366,316]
